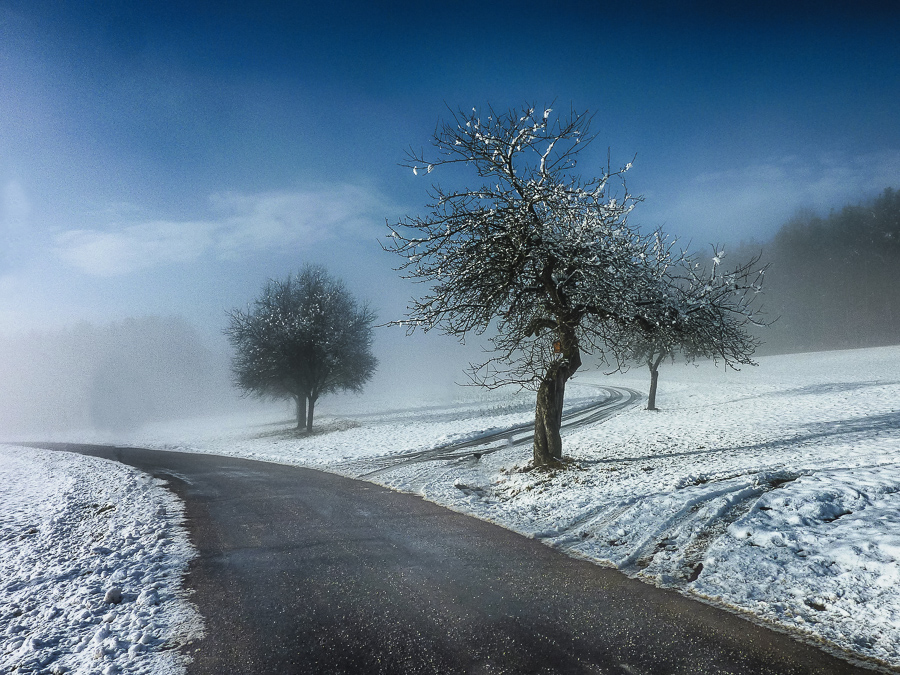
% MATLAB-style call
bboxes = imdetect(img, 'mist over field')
[0,316,236,435]
[3,184,898,438]
[0,312,487,437]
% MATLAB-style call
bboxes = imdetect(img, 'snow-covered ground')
[6,345,900,671]
[0,445,203,675]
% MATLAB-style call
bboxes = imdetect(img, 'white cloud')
[54,184,390,276]
[640,149,900,245]
[56,220,216,276]
[1,180,34,273]
[210,185,385,258]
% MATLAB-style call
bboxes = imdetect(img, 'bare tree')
[225,265,377,430]
[386,104,670,467]
[386,104,769,466]
[620,242,767,410]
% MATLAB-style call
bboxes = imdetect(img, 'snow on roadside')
[0,445,203,675]
[113,388,595,467]
[389,347,900,670]
[697,466,900,660]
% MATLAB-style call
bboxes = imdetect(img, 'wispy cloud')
[641,149,900,245]
[55,184,391,276]
[210,184,387,258]
[57,220,216,276]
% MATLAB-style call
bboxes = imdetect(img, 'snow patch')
[0,445,204,675]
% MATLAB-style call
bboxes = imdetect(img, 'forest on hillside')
[734,187,900,355]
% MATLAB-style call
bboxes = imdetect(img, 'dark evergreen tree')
[760,188,900,353]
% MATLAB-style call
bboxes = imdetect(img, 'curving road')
[27,443,879,675]
[337,386,642,478]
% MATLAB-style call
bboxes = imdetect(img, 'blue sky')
[2,1,899,376]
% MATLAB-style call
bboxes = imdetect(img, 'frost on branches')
[386,104,766,467]
[225,265,378,431]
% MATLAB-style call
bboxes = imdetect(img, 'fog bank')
[0,316,239,436]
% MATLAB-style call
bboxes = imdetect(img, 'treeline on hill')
[734,187,900,354]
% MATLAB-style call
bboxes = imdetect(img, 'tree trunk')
[306,396,316,431]
[647,367,659,411]
[533,345,582,467]
[534,364,567,466]
[646,352,666,411]
[295,395,307,429]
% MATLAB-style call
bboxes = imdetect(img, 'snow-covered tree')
[386,105,651,466]
[225,265,377,430]
[619,242,767,410]
[386,104,767,466]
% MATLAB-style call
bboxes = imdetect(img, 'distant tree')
[225,265,377,431]
[385,104,765,467]
[619,243,767,410]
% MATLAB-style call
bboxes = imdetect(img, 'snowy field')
[6,345,900,672]
[0,446,203,675]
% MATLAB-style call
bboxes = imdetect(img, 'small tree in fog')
[619,245,767,411]
[225,265,377,431]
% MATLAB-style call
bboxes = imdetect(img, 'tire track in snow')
[553,471,804,586]
[535,498,643,546]
[333,386,641,478]
[670,473,802,582]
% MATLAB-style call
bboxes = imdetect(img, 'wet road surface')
[29,443,880,674]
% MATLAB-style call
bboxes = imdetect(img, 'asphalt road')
[31,443,880,675]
